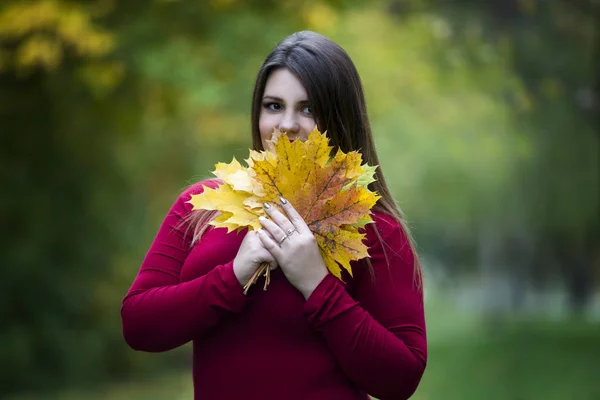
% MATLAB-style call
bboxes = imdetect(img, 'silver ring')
[286,228,296,237]
[278,235,288,245]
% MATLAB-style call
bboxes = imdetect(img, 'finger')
[257,228,282,258]
[255,224,275,241]
[263,202,296,232]
[278,197,311,234]
[258,216,287,244]
[256,248,279,270]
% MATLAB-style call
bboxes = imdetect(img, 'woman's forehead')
[263,68,308,100]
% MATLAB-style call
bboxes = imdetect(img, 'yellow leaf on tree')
[188,127,380,279]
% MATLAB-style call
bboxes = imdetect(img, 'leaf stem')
[263,265,270,290]
[242,262,271,295]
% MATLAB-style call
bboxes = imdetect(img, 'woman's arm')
[121,181,250,353]
[303,213,427,400]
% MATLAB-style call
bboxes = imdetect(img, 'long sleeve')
[303,213,427,400]
[121,181,250,352]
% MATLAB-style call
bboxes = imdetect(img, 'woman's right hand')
[232,230,278,287]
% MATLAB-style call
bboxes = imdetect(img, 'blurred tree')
[469,0,599,312]
[385,0,599,311]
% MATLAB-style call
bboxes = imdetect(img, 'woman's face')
[259,68,316,150]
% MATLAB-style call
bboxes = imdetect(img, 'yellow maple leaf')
[188,183,263,232]
[188,127,380,279]
[213,158,266,197]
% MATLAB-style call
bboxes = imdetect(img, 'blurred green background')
[1,0,598,399]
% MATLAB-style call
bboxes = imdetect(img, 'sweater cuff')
[303,274,351,329]
[212,261,251,312]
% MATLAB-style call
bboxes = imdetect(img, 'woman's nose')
[279,113,300,134]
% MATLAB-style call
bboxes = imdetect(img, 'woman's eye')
[302,105,312,115]
[264,102,281,111]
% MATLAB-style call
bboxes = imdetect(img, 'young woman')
[121,31,427,400]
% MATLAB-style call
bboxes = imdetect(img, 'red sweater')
[121,180,427,400]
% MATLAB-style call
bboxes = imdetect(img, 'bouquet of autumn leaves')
[188,128,380,294]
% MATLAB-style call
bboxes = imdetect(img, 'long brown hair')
[190,31,422,286]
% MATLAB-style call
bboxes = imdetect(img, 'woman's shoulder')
[180,179,221,197]
[169,179,223,215]
[345,210,418,289]
[362,210,416,263]
[175,178,221,201]
[365,210,407,242]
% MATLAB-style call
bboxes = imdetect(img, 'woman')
[121,31,427,400]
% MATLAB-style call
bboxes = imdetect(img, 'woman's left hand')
[257,197,329,299]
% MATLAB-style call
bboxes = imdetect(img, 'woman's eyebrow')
[262,96,309,104]
[262,95,284,102]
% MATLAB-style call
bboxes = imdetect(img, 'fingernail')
[263,202,271,209]
[280,197,287,204]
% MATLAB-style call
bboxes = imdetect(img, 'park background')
[1,0,599,399]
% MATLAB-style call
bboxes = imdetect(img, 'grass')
[8,297,600,400]
[6,373,193,400]
[413,298,600,400]
[413,322,600,400]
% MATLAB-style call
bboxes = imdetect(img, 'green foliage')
[331,9,530,229]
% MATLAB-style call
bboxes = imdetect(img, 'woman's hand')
[257,197,329,299]
[233,230,278,287]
